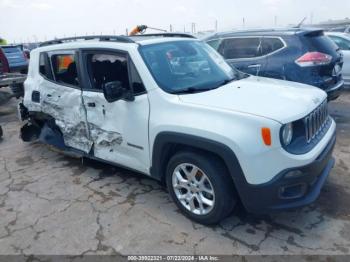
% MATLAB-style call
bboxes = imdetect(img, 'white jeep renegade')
[18,34,336,224]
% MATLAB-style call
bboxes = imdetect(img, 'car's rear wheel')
[166,151,237,224]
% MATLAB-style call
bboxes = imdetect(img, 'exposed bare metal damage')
[20,83,124,156]
[89,123,123,148]
[38,84,92,153]
[55,120,93,153]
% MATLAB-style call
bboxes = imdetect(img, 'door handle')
[247,64,261,68]
[87,102,96,108]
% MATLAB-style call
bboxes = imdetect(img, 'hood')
[178,76,327,124]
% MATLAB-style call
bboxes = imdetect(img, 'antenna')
[296,17,307,28]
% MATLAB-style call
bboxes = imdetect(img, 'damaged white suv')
[19,34,336,224]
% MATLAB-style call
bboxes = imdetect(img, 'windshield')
[139,40,238,94]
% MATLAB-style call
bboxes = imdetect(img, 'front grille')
[303,100,329,143]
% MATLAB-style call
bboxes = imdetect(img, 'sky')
[1,0,350,43]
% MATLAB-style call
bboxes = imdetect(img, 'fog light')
[284,170,304,179]
[279,183,307,199]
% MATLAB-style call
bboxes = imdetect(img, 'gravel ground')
[0,88,349,258]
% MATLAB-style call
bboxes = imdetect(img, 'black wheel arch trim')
[150,131,248,191]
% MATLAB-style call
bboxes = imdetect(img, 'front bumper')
[238,133,336,214]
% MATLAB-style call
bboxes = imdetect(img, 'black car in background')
[205,28,344,100]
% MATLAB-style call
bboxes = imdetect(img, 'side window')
[129,61,146,95]
[39,52,54,80]
[206,39,221,50]
[218,38,261,59]
[85,53,130,91]
[261,38,285,56]
[51,54,78,86]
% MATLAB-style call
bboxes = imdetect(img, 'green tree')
[0,38,7,45]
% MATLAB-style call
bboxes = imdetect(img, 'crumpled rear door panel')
[40,80,92,153]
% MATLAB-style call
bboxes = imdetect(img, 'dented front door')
[40,50,92,153]
[80,50,150,174]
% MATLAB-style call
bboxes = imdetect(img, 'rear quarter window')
[261,37,285,56]
[39,53,54,80]
[218,37,261,59]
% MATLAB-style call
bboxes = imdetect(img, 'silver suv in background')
[326,32,350,86]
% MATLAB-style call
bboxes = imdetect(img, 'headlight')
[281,123,293,146]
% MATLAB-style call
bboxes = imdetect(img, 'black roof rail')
[39,35,135,47]
[130,33,196,39]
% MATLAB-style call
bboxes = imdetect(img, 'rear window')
[2,46,22,54]
[303,31,339,56]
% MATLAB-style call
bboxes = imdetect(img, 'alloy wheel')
[172,163,215,215]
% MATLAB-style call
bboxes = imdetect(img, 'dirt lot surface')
[0,88,349,257]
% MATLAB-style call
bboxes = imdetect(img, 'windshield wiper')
[171,76,240,94]
[171,86,216,94]
[211,77,236,89]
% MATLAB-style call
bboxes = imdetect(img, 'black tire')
[9,83,24,99]
[166,151,237,225]
[0,125,3,139]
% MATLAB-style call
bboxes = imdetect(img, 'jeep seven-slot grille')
[303,100,329,143]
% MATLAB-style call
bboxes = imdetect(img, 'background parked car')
[0,45,28,97]
[205,28,344,100]
[326,32,350,86]
[329,25,350,34]
[0,45,28,74]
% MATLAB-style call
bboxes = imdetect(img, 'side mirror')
[102,81,134,103]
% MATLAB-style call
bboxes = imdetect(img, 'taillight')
[295,52,332,67]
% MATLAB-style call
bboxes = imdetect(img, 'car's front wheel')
[166,151,237,224]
